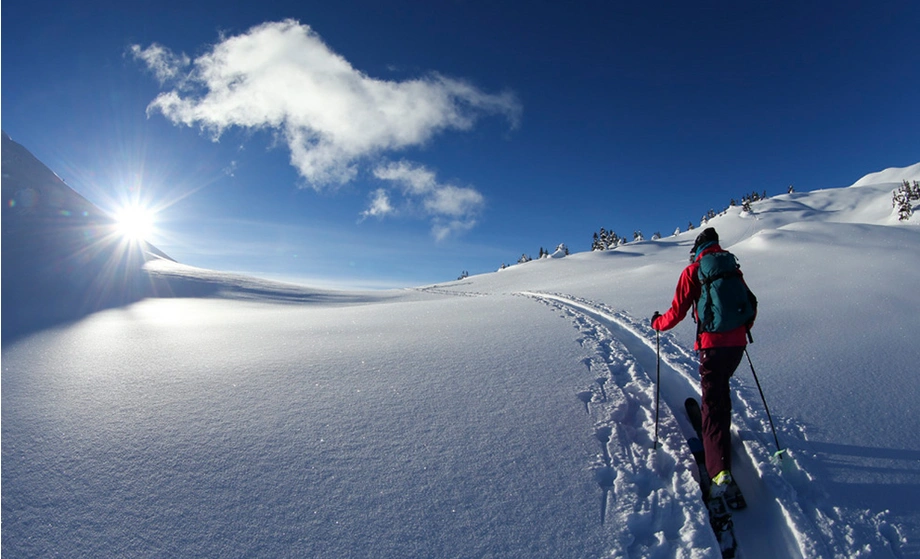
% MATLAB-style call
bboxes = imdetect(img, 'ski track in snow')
[521,293,712,558]
[407,283,908,558]
[518,291,904,559]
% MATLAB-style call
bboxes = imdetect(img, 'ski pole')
[653,330,661,449]
[744,348,784,458]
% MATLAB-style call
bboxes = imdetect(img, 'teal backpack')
[696,251,757,334]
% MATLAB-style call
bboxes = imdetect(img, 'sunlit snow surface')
[4,164,919,558]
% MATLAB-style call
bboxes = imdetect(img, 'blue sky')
[3,1,919,288]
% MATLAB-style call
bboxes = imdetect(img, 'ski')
[684,397,747,510]
[685,396,704,438]
[688,436,737,558]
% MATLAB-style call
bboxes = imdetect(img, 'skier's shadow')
[804,440,920,511]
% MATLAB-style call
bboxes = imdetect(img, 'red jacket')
[652,244,751,350]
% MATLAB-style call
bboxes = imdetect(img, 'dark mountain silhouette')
[2,131,173,341]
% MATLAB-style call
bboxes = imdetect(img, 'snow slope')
[3,156,919,558]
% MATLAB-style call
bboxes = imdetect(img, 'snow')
[851,162,920,188]
[3,143,920,558]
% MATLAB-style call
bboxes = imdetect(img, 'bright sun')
[114,205,156,241]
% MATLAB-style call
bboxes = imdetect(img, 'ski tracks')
[521,292,718,558]
[413,286,904,557]
[520,291,841,559]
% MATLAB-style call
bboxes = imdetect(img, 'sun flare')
[113,204,156,241]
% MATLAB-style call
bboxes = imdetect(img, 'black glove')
[651,311,661,330]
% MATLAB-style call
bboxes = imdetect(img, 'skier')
[651,227,755,498]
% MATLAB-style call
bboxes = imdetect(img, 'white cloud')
[359,188,395,220]
[431,218,478,242]
[373,160,437,195]
[132,19,521,188]
[129,44,190,84]
[372,160,484,240]
[424,184,484,217]
[223,160,238,177]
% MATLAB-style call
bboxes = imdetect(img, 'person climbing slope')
[651,227,757,498]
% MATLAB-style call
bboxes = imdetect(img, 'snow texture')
[3,135,919,558]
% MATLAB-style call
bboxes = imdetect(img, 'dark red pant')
[699,346,745,478]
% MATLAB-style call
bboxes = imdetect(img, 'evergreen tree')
[592,228,623,250]
[903,180,920,201]
[893,181,916,221]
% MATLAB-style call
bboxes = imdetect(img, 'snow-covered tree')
[592,228,622,250]
[893,191,912,221]
[892,180,918,221]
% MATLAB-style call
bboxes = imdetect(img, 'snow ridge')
[850,162,920,188]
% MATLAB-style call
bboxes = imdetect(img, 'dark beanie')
[691,227,719,255]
